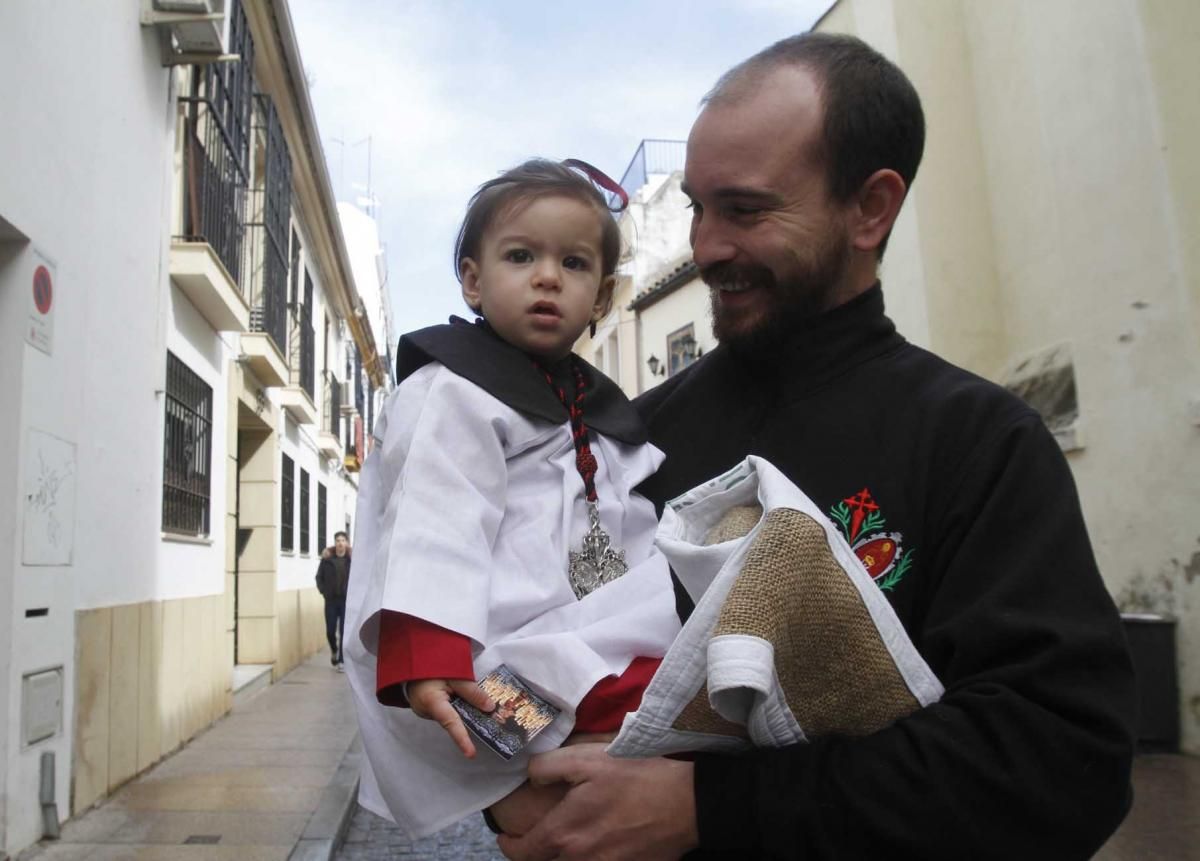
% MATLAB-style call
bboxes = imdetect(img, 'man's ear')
[460,258,483,313]
[593,274,617,320]
[851,169,907,254]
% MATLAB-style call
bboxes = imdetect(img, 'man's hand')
[496,744,698,861]
[407,678,494,758]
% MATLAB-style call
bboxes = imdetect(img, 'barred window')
[281,453,294,552]
[317,483,327,553]
[162,353,213,535]
[299,467,310,554]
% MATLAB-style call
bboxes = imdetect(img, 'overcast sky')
[289,0,832,340]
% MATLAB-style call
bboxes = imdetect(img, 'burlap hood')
[609,456,943,757]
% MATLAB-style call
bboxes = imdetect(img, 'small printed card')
[451,665,561,760]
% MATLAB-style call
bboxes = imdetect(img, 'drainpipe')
[40,751,60,840]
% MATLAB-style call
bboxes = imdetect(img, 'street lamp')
[646,354,665,377]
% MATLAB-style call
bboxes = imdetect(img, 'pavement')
[17,650,360,861]
[14,649,1200,860]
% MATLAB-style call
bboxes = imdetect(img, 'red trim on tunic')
[376,611,474,707]
[376,611,660,730]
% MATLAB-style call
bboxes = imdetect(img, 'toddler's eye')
[563,256,589,271]
[505,249,533,263]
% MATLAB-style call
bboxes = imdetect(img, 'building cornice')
[243,0,387,388]
[628,260,699,312]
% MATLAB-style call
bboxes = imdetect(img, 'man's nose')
[690,214,736,269]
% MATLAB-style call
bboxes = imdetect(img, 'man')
[497,33,1136,860]
[316,531,352,667]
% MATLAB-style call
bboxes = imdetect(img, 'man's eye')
[685,200,702,215]
[505,249,532,263]
[563,256,589,271]
[728,205,761,218]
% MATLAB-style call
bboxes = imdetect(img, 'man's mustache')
[699,262,777,292]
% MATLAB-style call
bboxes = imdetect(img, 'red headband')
[562,158,629,213]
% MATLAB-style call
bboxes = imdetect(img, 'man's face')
[334,535,348,555]
[683,65,853,356]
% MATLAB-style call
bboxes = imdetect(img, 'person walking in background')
[316,531,352,667]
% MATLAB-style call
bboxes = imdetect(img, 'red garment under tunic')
[376,610,660,733]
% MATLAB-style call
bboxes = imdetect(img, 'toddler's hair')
[454,159,622,283]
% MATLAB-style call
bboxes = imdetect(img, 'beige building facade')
[585,1,1200,754]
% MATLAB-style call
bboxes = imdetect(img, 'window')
[281,452,294,551]
[667,323,700,376]
[162,353,213,535]
[317,483,327,553]
[299,468,310,554]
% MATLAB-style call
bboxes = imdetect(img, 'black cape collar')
[396,316,647,445]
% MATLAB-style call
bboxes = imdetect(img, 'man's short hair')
[706,32,925,255]
[334,531,348,540]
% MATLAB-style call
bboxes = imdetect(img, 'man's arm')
[504,417,1135,860]
[497,745,697,861]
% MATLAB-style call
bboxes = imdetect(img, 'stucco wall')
[819,0,1200,750]
[72,595,229,817]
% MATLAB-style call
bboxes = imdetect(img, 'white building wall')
[0,1,177,850]
[154,285,232,603]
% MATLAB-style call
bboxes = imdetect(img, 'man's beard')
[704,225,850,359]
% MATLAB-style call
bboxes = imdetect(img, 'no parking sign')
[27,249,55,355]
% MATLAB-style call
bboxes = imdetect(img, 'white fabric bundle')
[609,456,943,758]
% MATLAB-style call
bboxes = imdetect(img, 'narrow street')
[338,808,501,861]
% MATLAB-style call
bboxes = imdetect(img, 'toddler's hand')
[408,678,495,758]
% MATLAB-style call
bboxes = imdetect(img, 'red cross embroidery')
[843,488,879,541]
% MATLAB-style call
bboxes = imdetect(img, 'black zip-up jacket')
[316,552,351,601]
[634,285,1135,860]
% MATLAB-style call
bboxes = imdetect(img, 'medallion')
[568,501,628,599]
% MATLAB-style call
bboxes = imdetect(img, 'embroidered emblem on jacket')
[828,488,914,592]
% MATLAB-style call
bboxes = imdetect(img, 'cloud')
[290,0,831,333]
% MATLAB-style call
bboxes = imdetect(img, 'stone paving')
[337,808,501,861]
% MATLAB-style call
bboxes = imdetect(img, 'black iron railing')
[317,482,327,553]
[353,347,364,415]
[163,352,213,535]
[324,370,341,437]
[281,452,294,552]
[609,139,686,210]
[299,467,310,554]
[178,0,254,287]
[245,94,291,354]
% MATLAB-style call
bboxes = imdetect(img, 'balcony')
[169,241,249,332]
[278,384,318,426]
[317,371,341,457]
[239,331,288,388]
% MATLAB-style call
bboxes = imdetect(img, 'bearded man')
[497,32,1135,861]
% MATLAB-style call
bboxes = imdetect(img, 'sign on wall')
[22,429,76,566]
[26,248,56,355]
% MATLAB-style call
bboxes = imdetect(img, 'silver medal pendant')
[568,500,628,600]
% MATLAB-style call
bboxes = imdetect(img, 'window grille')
[317,483,327,554]
[329,372,341,435]
[353,347,364,415]
[299,468,310,554]
[290,271,316,399]
[178,0,254,286]
[281,453,294,551]
[244,93,291,355]
[162,353,213,535]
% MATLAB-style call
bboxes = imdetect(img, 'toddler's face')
[460,195,613,361]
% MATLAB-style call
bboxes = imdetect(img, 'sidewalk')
[18,650,359,861]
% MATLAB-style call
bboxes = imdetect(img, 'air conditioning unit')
[142,0,234,64]
[338,382,355,414]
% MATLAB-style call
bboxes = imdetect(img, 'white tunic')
[344,361,680,838]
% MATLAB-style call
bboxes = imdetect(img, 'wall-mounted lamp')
[647,354,666,377]
[678,334,700,363]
